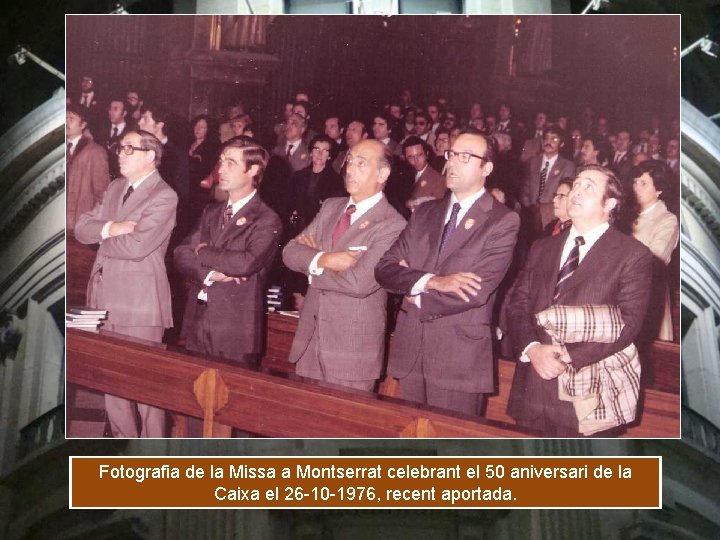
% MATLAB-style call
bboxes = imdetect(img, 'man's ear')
[247,163,260,178]
[378,165,391,186]
[604,197,618,214]
[481,160,494,177]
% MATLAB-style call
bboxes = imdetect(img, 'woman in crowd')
[187,114,220,226]
[631,160,680,342]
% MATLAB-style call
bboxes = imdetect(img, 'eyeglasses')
[444,150,487,164]
[116,144,150,156]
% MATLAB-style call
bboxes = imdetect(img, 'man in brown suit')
[375,130,520,415]
[74,129,178,438]
[402,136,448,212]
[66,104,110,231]
[174,136,282,364]
[283,139,406,391]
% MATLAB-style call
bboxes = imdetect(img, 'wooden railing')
[66,329,538,438]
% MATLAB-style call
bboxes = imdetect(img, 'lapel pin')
[464,218,475,230]
[300,153,308,161]
[420,180,427,187]
[554,169,560,175]
[236,217,247,226]
[359,220,370,230]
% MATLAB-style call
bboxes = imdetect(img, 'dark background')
[64,15,678,145]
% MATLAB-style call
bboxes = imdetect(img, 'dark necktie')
[222,205,233,229]
[538,160,549,201]
[122,185,134,205]
[286,143,294,159]
[439,202,461,256]
[553,235,585,302]
[112,126,119,139]
[66,142,73,163]
[331,204,356,247]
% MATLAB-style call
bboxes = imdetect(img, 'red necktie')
[331,204,356,247]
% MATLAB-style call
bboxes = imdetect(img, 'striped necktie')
[438,202,461,256]
[553,235,585,302]
[538,160,550,201]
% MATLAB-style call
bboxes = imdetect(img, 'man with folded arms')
[283,139,405,391]
[75,129,177,438]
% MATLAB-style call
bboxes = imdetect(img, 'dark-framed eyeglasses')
[116,144,150,156]
[444,149,488,164]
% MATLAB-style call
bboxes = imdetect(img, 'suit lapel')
[333,197,390,250]
[216,193,260,245]
[117,171,161,219]
[436,192,491,267]
[554,227,615,299]
[542,229,569,305]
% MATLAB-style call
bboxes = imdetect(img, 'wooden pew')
[66,329,538,438]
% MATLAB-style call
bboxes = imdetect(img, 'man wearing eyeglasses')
[376,130,520,416]
[75,129,178,438]
[283,139,406,392]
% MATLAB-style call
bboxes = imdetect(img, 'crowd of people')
[67,74,679,438]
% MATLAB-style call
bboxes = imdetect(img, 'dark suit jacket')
[505,226,653,431]
[610,152,633,182]
[101,122,132,179]
[283,196,406,381]
[160,138,190,203]
[74,170,178,330]
[375,191,520,393]
[174,194,282,360]
[67,135,110,231]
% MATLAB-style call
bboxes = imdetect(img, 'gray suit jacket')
[272,140,311,173]
[521,155,576,207]
[283,196,406,381]
[375,191,520,393]
[75,170,178,329]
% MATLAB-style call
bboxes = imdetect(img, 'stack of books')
[66,307,108,332]
[266,285,283,313]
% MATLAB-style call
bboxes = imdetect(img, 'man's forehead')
[122,133,141,145]
[351,141,378,159]
[575,170,605,186]
[452,134,485,152]
[222,147,244,161]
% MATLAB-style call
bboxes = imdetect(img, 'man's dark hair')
[139,103,170,130]
[414,111,432,126]
[584,133,611,165]
[558,177,575,191]
[108,97,127,112]
[576,164,623,223]
[402,135,430,157]
[222,135,269,188]
[630,159,673,195]
[67,103,88,124]
[349,119,368,137]
[543,126,566,144]
[292,101,310,120]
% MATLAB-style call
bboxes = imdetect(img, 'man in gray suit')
[375,130,520,415]
[283,139,406,391]
[521,126,576,231]
[75,129,178,438]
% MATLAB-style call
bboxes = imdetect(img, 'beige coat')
[74,170,178,329]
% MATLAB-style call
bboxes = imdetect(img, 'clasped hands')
[526,343,572,380]
[297,234,362,272]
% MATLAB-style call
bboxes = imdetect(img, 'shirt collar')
[415,164,428,181]
[541,153,559,168]
[347,190,383,218]
[227,189,257,216]
[128,169,156,190]
[67,135,82,149]
[568,221,609,248]
[639,200,661,216]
